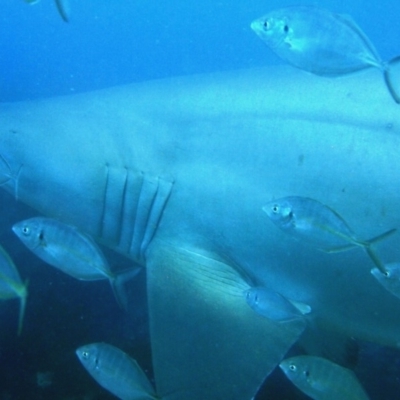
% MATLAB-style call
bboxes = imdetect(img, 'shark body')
[1,66,400,399]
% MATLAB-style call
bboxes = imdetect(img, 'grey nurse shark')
[1,66,400,399]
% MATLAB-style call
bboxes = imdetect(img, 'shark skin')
[1,66,400,398]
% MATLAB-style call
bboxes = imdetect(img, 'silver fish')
[12,217,138,308]
[76,342,157,400]
[280,355,370,400]
[371,262,400,299]
[251,6,400,103]
[0,245,28,335]
[263,196,395,273]
[244,286,310,322]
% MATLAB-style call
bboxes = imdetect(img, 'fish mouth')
[250,19,261,32]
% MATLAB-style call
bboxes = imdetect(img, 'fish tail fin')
[364,246,387,274]
[17,280,29,336]
[55,0,70,23]
[367,228,397,245]
[363,229,396,274]
[383,56,400,104]
[110,267,142,310]
[0,154,23,202]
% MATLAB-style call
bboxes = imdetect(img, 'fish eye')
[384,271,391,278]
[272,204,280,213]
[289,364,297,371]
[254,293,259,305]
[22,226,30,235]
[82,351,89,359]
[263,20,270,30]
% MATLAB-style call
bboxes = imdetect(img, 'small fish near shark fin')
[146,243,305,399]
[76,342,158,400]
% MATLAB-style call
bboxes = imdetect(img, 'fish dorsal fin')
[146,243,305,399]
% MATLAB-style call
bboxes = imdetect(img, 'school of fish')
[3,193,397,399]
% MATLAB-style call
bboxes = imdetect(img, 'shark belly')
[1,66,400,398]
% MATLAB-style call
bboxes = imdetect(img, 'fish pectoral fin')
[146,244,305,399]
[323,244,357,253]
[367,228,397,245]
[364,228,397,273]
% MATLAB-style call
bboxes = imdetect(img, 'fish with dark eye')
[76,342,158,400]
[280,355,370,399]
[244,286,310,322]
[262,196,396,273]
[251,6,400,103]
[12,217,139,309]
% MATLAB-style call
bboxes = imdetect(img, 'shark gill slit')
[100,164,173,264]
[116,167,129,245]
[99,163,110,239]
[140,177,174,256]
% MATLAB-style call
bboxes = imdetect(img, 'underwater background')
[1,0,400,399]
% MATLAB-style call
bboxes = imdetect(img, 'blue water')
[1,1,400,399]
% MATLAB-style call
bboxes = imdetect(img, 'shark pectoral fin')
[146,244,305,399]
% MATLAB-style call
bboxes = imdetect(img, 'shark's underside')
[1,66,400,399]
